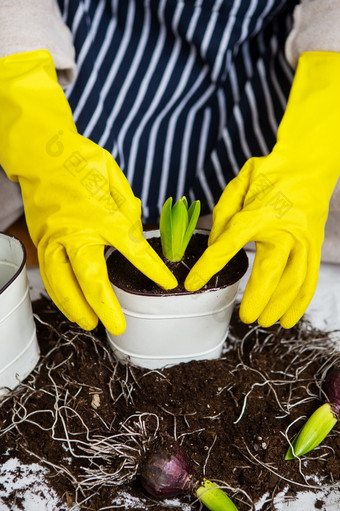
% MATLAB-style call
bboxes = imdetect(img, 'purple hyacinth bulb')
[324,366,340,416]
[139,437,196,498]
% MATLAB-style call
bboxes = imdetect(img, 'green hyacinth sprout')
[160,196,201,262]
[196,479,238,511]
[285,403,338,460]
[285,366,340,460]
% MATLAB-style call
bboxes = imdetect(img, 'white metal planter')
[106,230,248,369]
[0,233,39,395]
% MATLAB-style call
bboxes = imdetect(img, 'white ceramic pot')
[106,230,248,369]
[0,233,39,395]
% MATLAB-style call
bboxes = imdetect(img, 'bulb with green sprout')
[139,435,238,511]
[160,196,201,262]
[285,365,340,460]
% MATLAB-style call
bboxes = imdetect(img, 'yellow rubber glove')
[185,52,340,329]
[0,50,177,334]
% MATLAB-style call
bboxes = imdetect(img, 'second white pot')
[106,230,248,369]
[0,233,40,396]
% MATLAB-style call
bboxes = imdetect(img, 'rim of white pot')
[0,233,26,294]
[105,228,249,297]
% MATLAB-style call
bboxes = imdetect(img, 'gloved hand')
[185,52,340,329]
[0,50,177,334]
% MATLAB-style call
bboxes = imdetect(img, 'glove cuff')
[0,50,77,181]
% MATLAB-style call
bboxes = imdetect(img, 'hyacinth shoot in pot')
[105,197,248,369]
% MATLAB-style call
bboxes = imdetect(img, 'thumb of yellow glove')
[185,52,340,329]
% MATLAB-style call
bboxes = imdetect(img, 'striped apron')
[57,0,298,223]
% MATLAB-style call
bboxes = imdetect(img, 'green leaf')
[160,197,173,260]
[171,198,188,261]
[195,479,238,511]
[182,200,201,252]
[285,403,338,460]
[181,196,188,209]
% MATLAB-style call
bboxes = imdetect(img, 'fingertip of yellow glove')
[254,301,302,330]
[279,312,301,330]
[121,236,178,290]
[104,313,127,336]
[82,285,127,335]
[61,306,98,331]
[257,316,277,328]
[278,289,313,329]
[257,306,283,328]
[77,315,99,331]
[239,297,261,325]
[45,283,100,332]
[184,268,208,292]
[239,308,256,325]
[158,272,178,291]
[144,266,178,291]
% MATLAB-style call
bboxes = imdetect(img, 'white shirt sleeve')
[0,0,76,87]
[285,0,340,68]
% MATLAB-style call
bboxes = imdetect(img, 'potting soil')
[0,297,339,510]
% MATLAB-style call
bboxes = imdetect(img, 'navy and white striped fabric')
[57,0,298,223]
